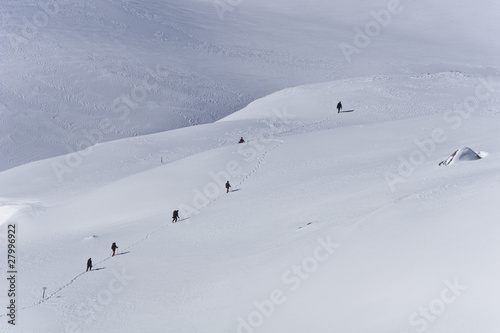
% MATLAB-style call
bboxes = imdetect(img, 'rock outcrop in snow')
[439,147,487,166]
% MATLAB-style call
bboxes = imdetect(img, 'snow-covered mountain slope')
[1,72,500,332]
[2,0,500,171]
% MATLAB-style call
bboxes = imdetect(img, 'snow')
[1,1,500,332]
[2,0,500,171]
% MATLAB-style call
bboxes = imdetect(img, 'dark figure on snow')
[225,181,231,193]
[86,258,92,271]
[111,242,118,256]
[239,137,245,143]
[337,101,342,113]
[172,210,179,223]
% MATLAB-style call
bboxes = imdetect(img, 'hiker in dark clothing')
[239,137,245,143]
[86,258,92,271]
[172,210,179,223]
[337,101,342,113]
[225,181,231,193]
[111,242,118,256]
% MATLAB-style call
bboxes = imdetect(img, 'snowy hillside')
[2,0,500,170]
[1,72,500,332]
[2,0,500,332]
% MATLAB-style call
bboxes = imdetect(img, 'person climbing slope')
[172,210,179,223]
[225,181,231,193]
[111,242,118,256]
[86,258,93,271]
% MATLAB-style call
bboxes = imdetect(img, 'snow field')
[2,73,500,332]
[1,0,500,331]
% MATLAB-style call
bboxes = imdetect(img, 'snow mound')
[439,147,487,166]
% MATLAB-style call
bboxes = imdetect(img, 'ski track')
[1,221,176,316]
[0,131,286,318]
[0,107,446,318]
[236,140,284,188]
[0,110,386,318]
[15,107,322,314]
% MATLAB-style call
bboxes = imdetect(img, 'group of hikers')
[86,179,235,270]
[86,101,344,271]
[167,101,344,230]
[86,242,118,271]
